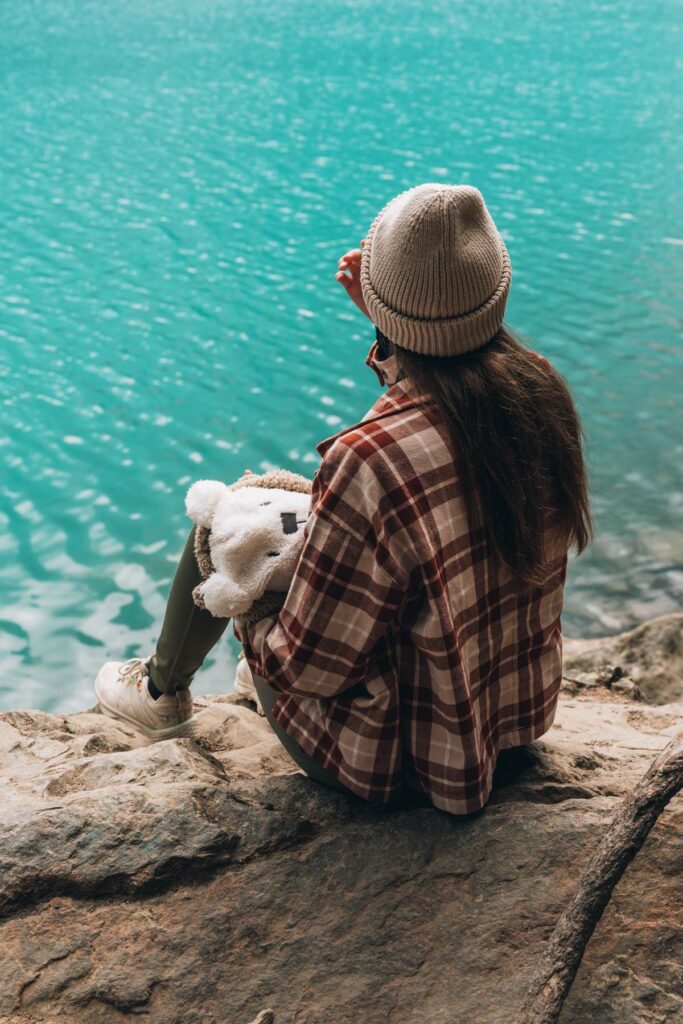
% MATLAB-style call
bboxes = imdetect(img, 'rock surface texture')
[0,614,681,1024]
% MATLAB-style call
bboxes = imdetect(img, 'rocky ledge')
[1,614,681,1024]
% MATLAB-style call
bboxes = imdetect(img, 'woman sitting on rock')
[95,184,592,816]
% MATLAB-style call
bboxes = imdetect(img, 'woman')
[95,183,591,815]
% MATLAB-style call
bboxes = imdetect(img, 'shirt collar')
[315,343,421,459]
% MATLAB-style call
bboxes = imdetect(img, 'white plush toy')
[185,469,312,711]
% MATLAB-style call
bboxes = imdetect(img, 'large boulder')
[0,614,681,1024]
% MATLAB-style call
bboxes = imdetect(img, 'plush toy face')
[185,480,311,617]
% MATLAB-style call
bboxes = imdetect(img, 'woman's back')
[313,364,568,813]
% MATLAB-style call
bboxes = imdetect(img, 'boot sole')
[95,677,197,741]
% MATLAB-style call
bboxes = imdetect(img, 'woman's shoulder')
[320,394,459,498]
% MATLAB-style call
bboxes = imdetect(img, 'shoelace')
[119,658,149,687]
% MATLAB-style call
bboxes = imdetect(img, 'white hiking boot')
[94,657,196,740]
[233,651,264,715]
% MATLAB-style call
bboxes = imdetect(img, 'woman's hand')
[335,241,371,320]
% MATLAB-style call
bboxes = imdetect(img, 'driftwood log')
[245,1012,275,1024]
[516,730,683,1024]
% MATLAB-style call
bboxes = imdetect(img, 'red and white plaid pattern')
[235,343,567,814]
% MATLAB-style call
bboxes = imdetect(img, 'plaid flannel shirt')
[234,342,567,815]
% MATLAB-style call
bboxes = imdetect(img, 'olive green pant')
[149,527,429,806]
[148,527,351,794]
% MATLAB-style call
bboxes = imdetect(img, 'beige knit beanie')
[360,183,511,356]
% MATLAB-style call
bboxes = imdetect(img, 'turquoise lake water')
[1,0,682,712]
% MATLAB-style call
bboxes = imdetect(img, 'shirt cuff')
[233,613,279,682]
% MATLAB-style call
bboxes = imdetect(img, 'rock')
[564,611,683,704]
[611,677,642,700]
[0,615,681,1024]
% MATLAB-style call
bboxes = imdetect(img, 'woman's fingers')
[335,270,361,295]
[338,248,363,269]
[335,244,366,294]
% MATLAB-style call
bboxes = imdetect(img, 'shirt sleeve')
[233,439,406,700]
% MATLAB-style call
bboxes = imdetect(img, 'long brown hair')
[378,325,592,586]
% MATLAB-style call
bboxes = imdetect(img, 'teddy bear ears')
[185,479,228,529]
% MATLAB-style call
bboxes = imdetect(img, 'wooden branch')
[516,730,683,1024]
[245,1011,274,1024]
